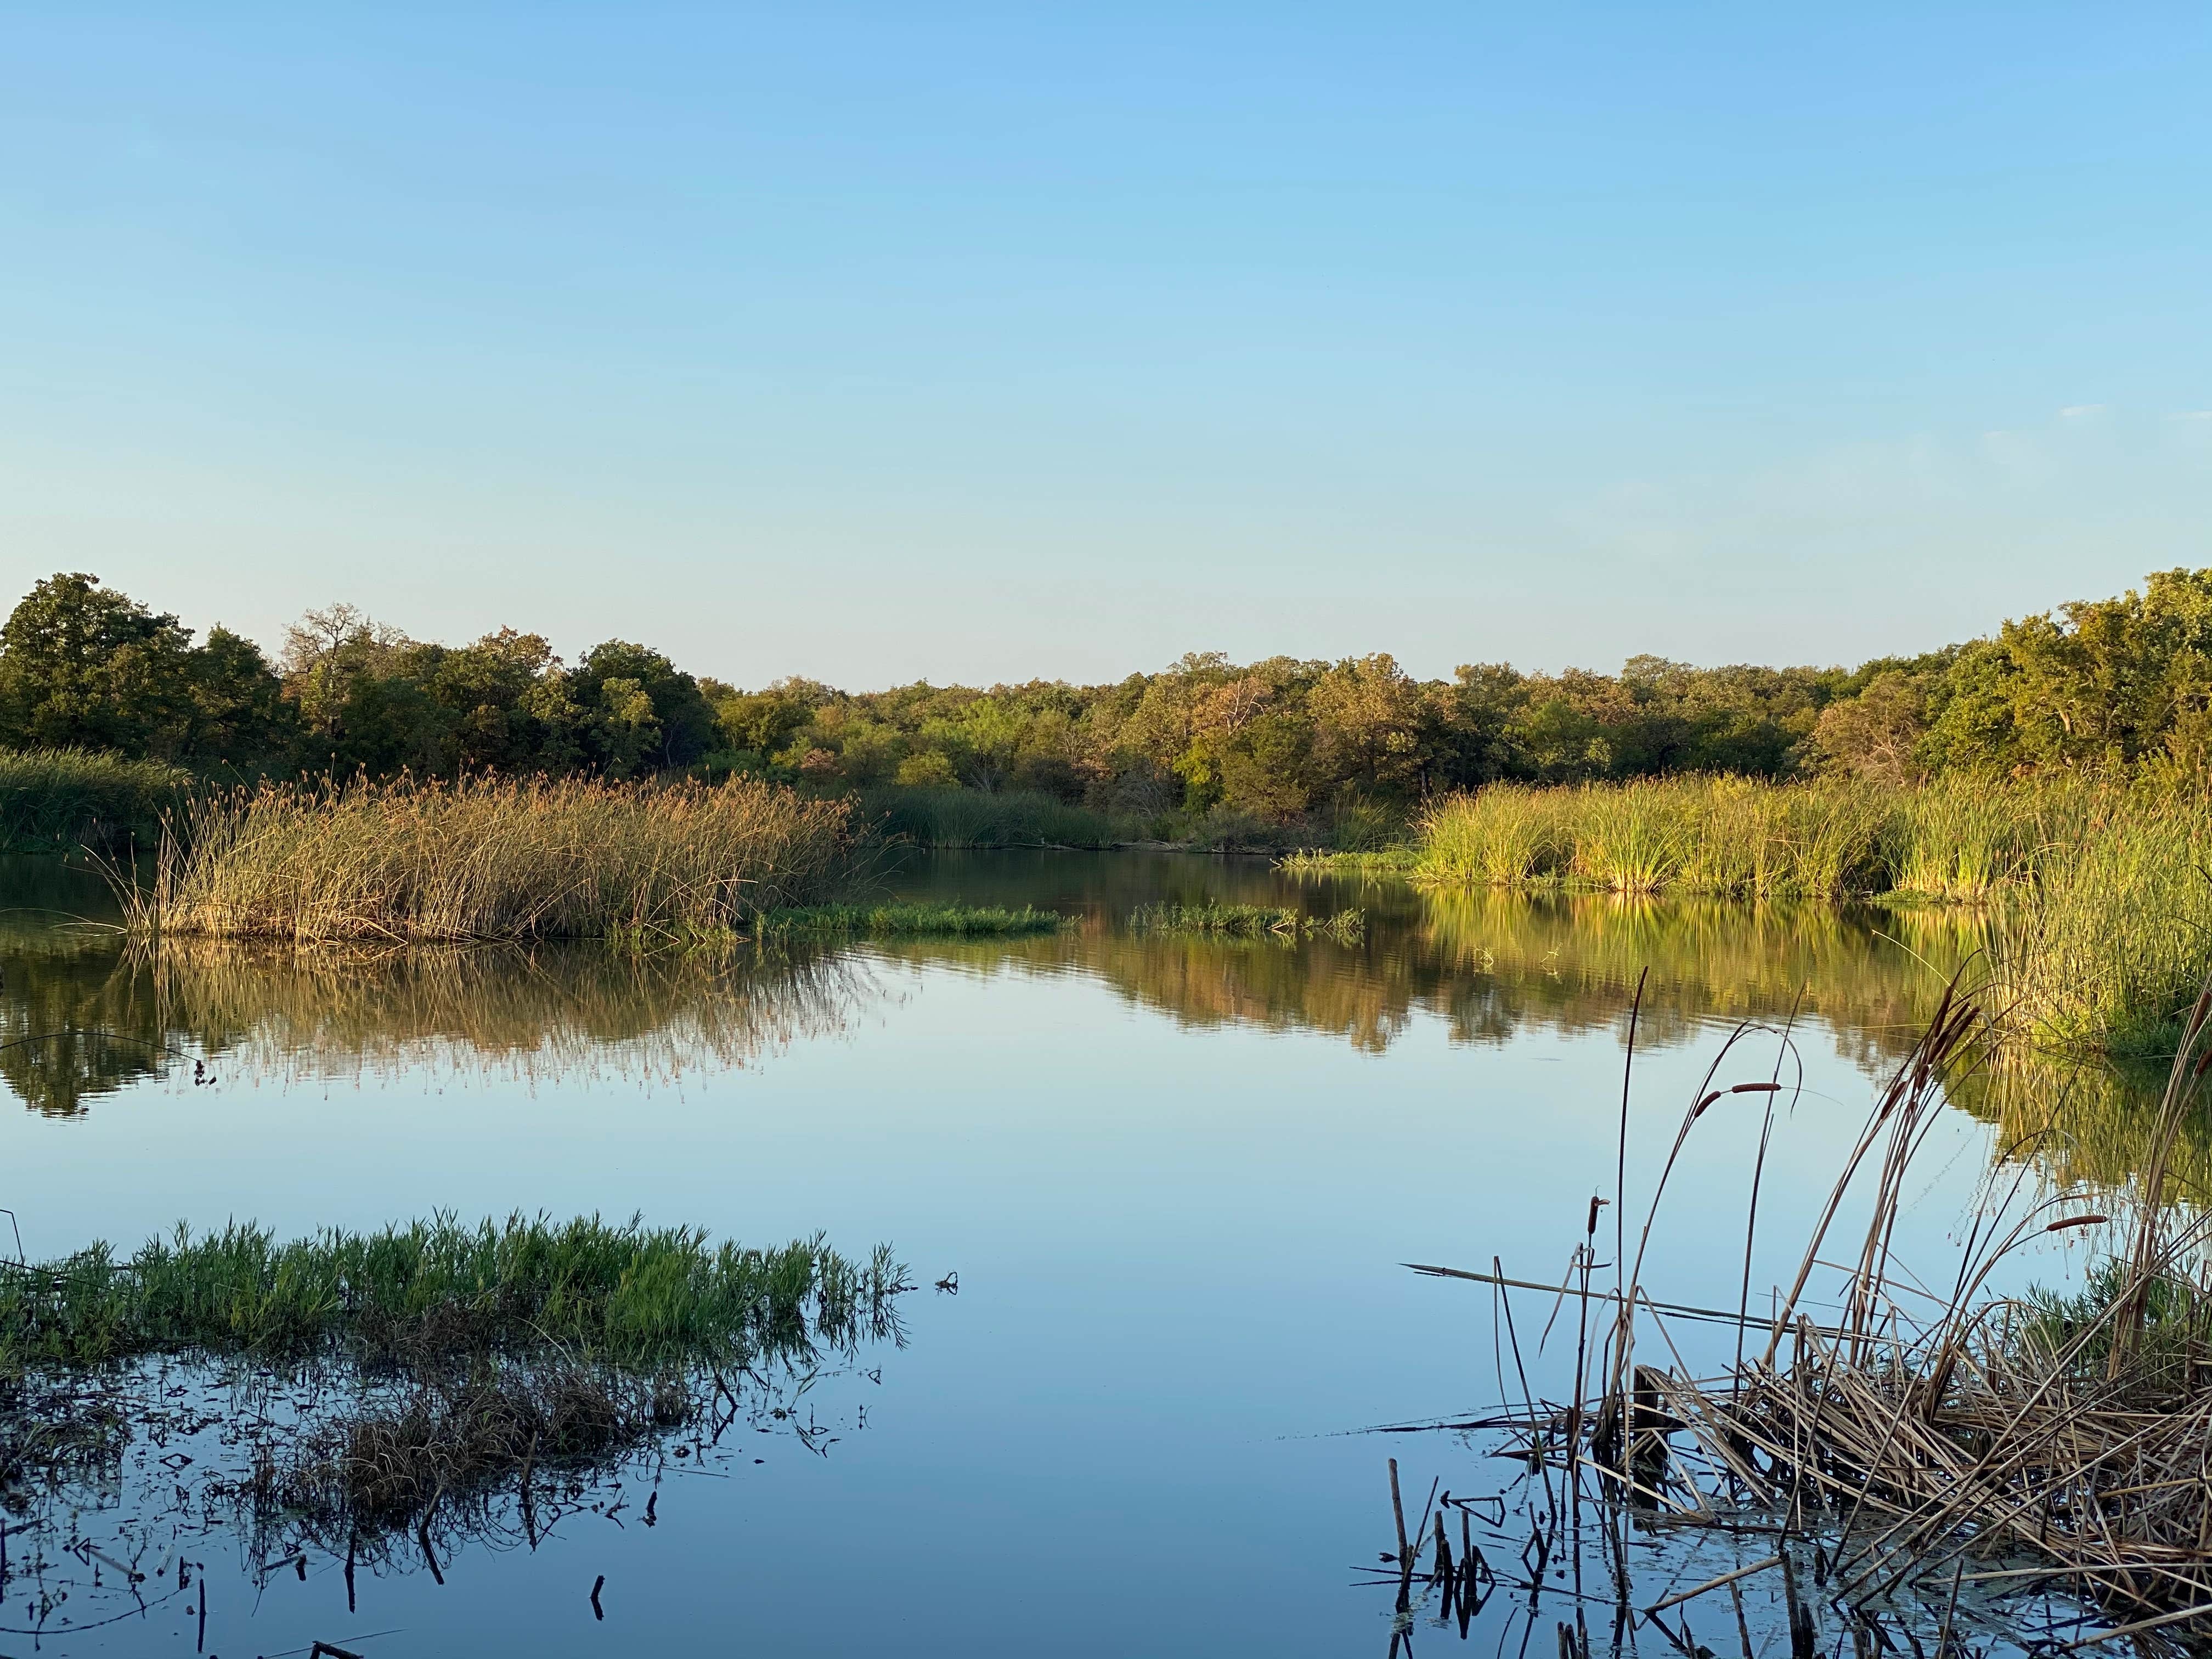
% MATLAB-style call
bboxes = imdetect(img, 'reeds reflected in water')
[0,928,870,1114]
[3,857,2198,1203]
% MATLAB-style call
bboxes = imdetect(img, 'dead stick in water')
[1934,1559,1963,1659]
[1646,1555,1783,1615]
[1406,1266,1855,1338]
[1728,1579,1754,1659]
[418,1480,446,1585]
[1389,1458,1408,1562]
[2062,1601,2212,1651]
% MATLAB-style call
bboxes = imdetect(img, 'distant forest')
[4,566,2210,832]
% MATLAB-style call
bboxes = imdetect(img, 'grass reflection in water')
[0,862,2190,1198]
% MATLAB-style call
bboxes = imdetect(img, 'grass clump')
[753,901,1064,939]
[1277,847,1418,877]
[1130,902,1365,942]
[1402,775,2212,1055]
[1990,788,2212,1057]
[122,773,859,943]
[0,747,189,854]
[1421,980,2212,1642]
[0,1212,910,1373]
[1407,775,2107,900]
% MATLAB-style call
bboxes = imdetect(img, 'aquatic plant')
[1988,788,2212,1057]
[119,774,859,943]
[1129,901,1365,942]
[0,1212,910,1373]
[0,746,189,854]
[752,901,1065,938]
[1276,847,1418,877]
[1363,775,2212,1055]
[1401,975,2212,1646]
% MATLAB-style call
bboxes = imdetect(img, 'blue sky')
[3,4,2209,687]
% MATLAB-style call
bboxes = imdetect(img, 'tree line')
[3,566,2208,831]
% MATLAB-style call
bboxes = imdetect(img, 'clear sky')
[4,4,2209,689]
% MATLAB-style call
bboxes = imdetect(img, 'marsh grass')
[1277,847,1418,877]
[0,1212,910,1374]
[1130,901,1365,942]
[0,747,189,854]
[1990,790,2212,1056]
[1392,775,2212,1054]
[752,901,1065,939]
[1407,776,2120,901]
[122,774,859,943]
[1416,978,2212,1640]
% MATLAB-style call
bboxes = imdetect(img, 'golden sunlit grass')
[120,774,861,944]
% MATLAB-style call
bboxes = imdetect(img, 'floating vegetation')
[1129,901,1365,942]
[1386,973,2212,1652]
[0,1212,910,1373]
[751,901,1065,939]
[118,773,860,943]
[1276,847,1418,878]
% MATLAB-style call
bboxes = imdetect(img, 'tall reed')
[1410,776,2106,902]
[1415,778,1907,898]
[122,774,859,943]
[1991,789,2212,1056]
[1408,775,2212,1056]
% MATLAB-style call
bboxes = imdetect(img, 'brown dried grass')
[119,773,859,943]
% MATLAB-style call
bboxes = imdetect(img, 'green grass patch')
[0,1212,910,1373]
[0,746,190,854]
[1276,847,1419,877]
[753,901,1065,938]
[1129,901,1365,942]
[1406,775,2212,1058]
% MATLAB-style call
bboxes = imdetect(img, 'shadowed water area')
[0,852,2179,1655]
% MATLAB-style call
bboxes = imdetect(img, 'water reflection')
[0,860,870,1112]
[0,851,2183,1196]
[0,1349,888,1647]
[872,887,1985,1064]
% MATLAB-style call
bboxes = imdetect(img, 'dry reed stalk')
[1425,965,2212,1640]
[119,774,859,943]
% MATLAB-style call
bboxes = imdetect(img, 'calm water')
[0,853,2136,1656]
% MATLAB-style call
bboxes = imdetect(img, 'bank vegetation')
[122,774,859,944]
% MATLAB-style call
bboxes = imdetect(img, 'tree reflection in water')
[0,853,2180,1192]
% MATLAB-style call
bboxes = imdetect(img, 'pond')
[0,851,2153,1655]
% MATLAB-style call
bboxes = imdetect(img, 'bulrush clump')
[119,772,860,944]
[1396,775,2212,1056]
[1412,973,2212,1645]
[0,1212,910,1374]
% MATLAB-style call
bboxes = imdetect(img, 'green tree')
[571,642,716,773]
[0,573,291,767]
